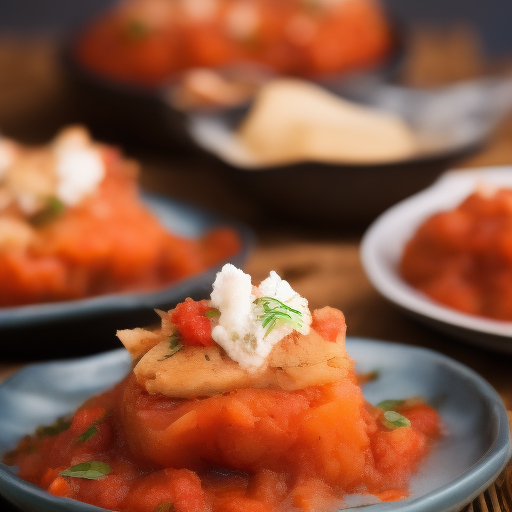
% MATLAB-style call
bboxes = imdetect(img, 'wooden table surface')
[0,30,511,404]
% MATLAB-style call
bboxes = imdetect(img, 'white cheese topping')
[55,147,105,206]
[0,128,106,215]
[210,264,312,372]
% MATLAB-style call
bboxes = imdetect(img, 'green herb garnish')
[205,308,220,319]
[382,411,411,430]
[2,436,36,464]
[29,197,66,227]
[205,354,210,361]
[77,424,98,444]
[60,461,111,480]
[254,297,303,338]
[36,417,71,438]
[153,501,176,512]
[377,399,406,411]
[125,19,149,39]
[158,332,184,361]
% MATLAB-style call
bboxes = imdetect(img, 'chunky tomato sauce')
[5,305,441,512]
[401,188,512,321]
[77,0,392,86]
[0,146,240,307]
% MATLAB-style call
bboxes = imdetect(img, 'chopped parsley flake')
[60,461,111,480]
[159,332,184,361]
[36,417,71,437]
[382,410,411,430]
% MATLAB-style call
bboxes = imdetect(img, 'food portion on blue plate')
[361,166,512,350]
[0,127,252,329]
[1,265,509,512]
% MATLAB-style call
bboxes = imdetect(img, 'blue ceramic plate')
[0,192,253,329]
[0,338,509,512]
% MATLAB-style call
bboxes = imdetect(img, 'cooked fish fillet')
[119,307,350,398]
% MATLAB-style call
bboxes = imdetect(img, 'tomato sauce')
[0,146,240,307]
[77,0,393,87]
[5,305,441,512]
[400,188,512,321]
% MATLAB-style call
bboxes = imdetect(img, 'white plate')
[361,166,512,352]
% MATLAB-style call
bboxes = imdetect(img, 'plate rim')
[0,192,254,328]
[361,165,512,340]
[345,337,512,512]
[0,338,510,512]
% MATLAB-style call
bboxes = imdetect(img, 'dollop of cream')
[55,147,105,206]
[210,264,312,372]
[52,128,105,206]
[0,127,106,215]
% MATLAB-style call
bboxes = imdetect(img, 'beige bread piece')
[124,307,350,398]
[237,79,418,165]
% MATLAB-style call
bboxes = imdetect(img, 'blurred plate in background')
[361,166,512,352]
[60,0,403,150]
[60,35,403,152]
[188,114,480,228]
[187,75,512,227]
[0,193,253,359]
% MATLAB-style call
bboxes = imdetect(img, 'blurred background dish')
[361,167,512,353]
[74,0,394,102]
[0,192,253,359]
[60,0,512,228]
[60,0,403,149]
[0,127,246,309]
[188,76,512,226]
[0,128,253,357]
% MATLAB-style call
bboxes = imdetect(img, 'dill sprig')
[253,297,303,338]
[29,197,66,227]
[158,332,184,361]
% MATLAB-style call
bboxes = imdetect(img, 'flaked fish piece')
[123,307,349,398]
